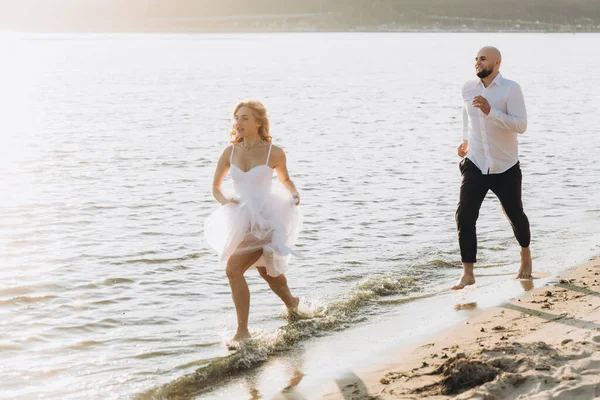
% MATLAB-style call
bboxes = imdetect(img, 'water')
[1,32,599,399]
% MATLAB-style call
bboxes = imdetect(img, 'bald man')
[453,46,532,290]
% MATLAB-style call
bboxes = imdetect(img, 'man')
[453,46,532,290]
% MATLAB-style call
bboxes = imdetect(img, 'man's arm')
[458,99,469,157]
[487,83,527,133]
[462,102,469,140]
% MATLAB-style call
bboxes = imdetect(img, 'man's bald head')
[475,46,502,79]
[478,46,501,61]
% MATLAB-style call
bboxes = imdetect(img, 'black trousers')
[455,158,531,263]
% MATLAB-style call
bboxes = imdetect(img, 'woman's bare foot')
[516,247,532,279]
[227,330,251,349]
[451,273,476,290]
[287,296,300,313]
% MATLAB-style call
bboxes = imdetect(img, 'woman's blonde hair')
[229,100,272,144]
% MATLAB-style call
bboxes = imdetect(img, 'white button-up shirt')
[462,73,527,174]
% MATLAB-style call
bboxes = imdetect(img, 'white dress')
[204,143,302,277]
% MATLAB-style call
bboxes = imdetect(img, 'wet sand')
[314,257,600,399]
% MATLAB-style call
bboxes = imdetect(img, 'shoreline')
[314,257,600,399]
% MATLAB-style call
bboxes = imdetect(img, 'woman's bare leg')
[256,267,299,310]
[226,249,263,342]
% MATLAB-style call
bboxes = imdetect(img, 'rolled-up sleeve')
[487,83,527,134]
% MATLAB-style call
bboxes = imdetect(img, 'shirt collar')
[478,72,503,88]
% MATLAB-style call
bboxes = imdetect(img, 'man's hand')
[472,96,491,115]
[457,140,468,157]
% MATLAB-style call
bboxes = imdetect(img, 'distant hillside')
[1,0,599,32]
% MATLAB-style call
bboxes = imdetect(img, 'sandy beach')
[313,257,600,400]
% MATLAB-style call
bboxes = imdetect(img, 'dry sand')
[317,257,600,400]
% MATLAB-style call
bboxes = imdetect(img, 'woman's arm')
[272,146,300,205]
[212,146,238,205]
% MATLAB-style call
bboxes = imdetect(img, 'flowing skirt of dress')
[204,181,302,277]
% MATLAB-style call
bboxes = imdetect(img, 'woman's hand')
[221,198,239,206]
[291,191,300,206]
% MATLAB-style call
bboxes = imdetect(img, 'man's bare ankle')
[462,262,475,272]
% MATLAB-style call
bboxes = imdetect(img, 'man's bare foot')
[451,274,476,290]
[227,330,251,349]
[516,247,532,279]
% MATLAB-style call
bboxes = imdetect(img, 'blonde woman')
[204,100,302,347]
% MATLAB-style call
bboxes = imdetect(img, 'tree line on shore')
[2,0,599,31]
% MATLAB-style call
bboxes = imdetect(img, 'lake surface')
[1,32,599,399]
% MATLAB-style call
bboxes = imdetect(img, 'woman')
[204,100,302,346]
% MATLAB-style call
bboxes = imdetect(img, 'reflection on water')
[454,302,478,311]
[519,279,535,292]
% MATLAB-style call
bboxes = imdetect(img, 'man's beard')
[477,67,494,79]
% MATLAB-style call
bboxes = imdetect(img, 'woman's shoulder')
[269,144,286,159]
[220,144,235,159]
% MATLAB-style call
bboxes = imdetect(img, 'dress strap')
[230,144,235,164]
[265,143,273,165]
